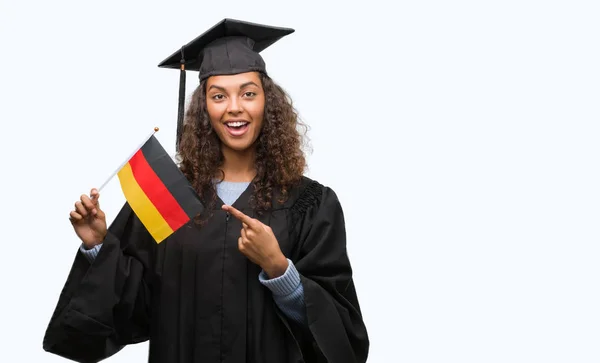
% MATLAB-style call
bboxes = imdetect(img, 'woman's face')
[206,72,265,153]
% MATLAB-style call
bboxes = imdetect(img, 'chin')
[223,139,256,152]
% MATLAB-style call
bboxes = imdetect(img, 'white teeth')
[226,121,248,127]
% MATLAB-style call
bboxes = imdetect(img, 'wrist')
[82,242,100,250]
[263,254,288,279]
[83,231,107,250]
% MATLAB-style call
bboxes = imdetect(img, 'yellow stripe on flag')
[117,162,174,243]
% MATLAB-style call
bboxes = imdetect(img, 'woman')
[43,18,369,363]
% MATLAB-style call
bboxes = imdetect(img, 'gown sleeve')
[289,181,370,363]
[42,202,155,363]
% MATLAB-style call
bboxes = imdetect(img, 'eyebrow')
[208,81,260,92]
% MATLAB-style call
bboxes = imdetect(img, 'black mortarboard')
[158,18,295,150]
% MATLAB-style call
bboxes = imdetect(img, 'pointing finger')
[222,205,253,225]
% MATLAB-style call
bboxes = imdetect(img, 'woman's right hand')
[69,188,108,249]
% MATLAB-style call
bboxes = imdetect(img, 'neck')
[219,146,257,182]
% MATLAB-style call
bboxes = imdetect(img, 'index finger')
[222,205,255,227]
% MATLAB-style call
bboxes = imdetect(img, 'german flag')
[116,134,204,243]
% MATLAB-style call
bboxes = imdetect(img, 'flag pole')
[96,127,160,194]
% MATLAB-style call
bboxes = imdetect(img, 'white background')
[1,0,599,362]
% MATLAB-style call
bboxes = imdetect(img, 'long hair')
[176,72,308,222]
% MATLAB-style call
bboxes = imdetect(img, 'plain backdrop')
[1,0,599,362]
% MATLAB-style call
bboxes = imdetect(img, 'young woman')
[43,19,369,363]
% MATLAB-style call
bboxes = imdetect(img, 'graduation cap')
[158,18,295,150]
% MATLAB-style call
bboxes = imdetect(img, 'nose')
[227,96,243,115]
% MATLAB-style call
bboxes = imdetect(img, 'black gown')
[43,176,369,363]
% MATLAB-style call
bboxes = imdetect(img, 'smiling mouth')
[225,121,249,129]
[224,120,250,136]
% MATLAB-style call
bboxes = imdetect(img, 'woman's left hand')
[222,205,288,278]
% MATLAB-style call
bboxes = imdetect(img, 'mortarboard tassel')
[176,46,186,152]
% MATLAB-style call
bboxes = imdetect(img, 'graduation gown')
[42,177,369,363]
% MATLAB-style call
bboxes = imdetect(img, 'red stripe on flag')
[128,150,190,230]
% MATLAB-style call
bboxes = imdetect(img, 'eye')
[212,94,225,100]
[243,91,256,98]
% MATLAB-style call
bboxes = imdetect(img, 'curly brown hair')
[176,72,308,220]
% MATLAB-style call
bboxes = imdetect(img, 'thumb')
[90,188,100,207]
[89,189,105,219]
